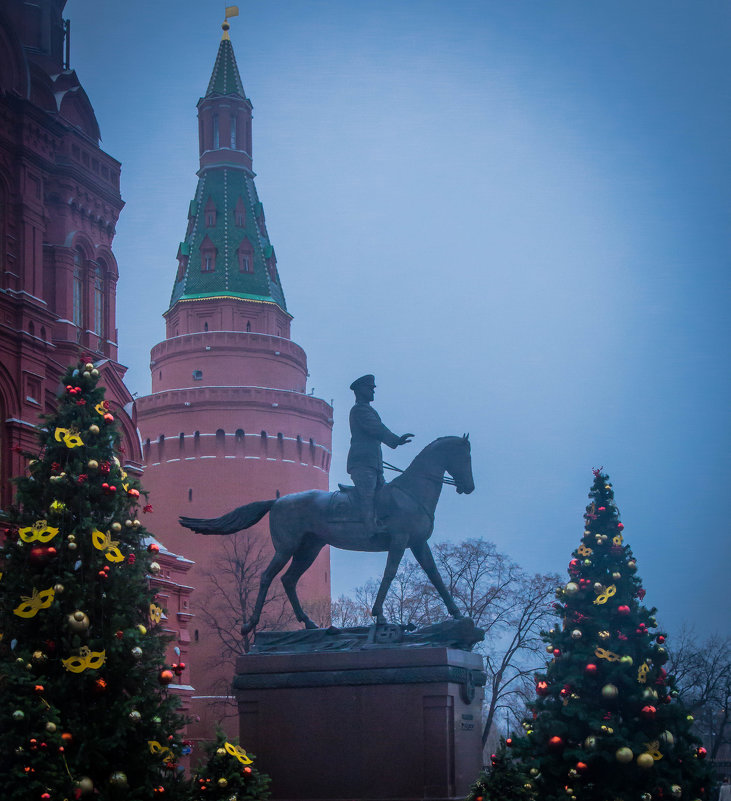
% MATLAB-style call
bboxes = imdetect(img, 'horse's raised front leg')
[371,540,407,625]
[241,550,291,635]
[410,540,464,620]
[280,535,324,630]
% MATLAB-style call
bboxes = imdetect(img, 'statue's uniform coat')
[347,401,401,475]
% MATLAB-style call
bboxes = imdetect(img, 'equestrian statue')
[179,374,475,634]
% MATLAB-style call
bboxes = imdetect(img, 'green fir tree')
[0,360,191,801]
[467,741,534,801]
[511,469,713,801]
[193,729,270,800]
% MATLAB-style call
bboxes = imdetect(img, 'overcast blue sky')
[66,0,730,637]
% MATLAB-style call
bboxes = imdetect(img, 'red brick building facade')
[0,0,193,710]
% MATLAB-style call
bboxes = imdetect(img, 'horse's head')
[446,434,475,495]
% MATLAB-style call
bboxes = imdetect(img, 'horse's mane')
[409,435,463,467]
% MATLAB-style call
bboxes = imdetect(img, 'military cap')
[350,374,375,392]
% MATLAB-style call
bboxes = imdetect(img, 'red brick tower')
[0,0,143,503]
[136,18,333,742]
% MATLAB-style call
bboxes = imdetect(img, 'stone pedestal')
[233,646,485,801]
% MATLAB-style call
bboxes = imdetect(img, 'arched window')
[238,238,253,273]
[93,259,105,337]
[73,248,84,327]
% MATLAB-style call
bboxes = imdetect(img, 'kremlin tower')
[136,14,333,742]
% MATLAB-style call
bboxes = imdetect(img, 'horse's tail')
[179,499,276,535]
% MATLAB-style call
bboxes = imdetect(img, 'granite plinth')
[234,644,485,801]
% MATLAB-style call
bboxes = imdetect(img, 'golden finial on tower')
[222,5,239,40]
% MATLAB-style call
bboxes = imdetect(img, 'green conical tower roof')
[168,30,288,315]
[205,37,247,98]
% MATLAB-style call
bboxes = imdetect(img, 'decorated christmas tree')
[510,468,713,801]
[0,360,191,800]
[193,729,270,800]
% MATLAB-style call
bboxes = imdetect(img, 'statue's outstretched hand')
[399,433,414,446]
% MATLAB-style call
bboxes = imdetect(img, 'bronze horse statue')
[179,434,474,633]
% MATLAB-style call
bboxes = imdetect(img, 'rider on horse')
[347,374,414,539]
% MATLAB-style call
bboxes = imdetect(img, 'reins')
[383,460,458,487]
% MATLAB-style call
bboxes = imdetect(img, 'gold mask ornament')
[14,586,55,618]
[593,584,617,605]
[54,427,84,448]
[62,646,106,673]
[19,520,59,543]
[91,529,124,563]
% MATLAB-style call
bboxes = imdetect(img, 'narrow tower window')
[230,115,237,149]
[212,114,219,148]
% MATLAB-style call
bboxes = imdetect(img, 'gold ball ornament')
[32,650,46,663]
[529,768,540,777]
[546,645,554,653]
[643,687,659,701]
[137,624,147,635]
[45,721,57,733]
[67,611,90,632]
[68,541,78,550]
[583,558,592,566]
[593,582,605,593]
[76,777,94,795]
[218,778,229,788]
[686,714,694,722]
[615,747,633,763]
[85,362,94,371]
[110,522,122,533]
[598,630,610,641]
[659,730,674,746]
[637,753,654,769]
[133,519,141,528]
[571,629,582,639]
[53,583,64,593]
[601,683,618,699]
[612,572,621,580]
[628,560,637,570]
[88,459,99,470]
[641,795,652,801]
[129,710,141,723]
[125,519,133,528]
[88,424,100,435]
[216,747,227,756]
[584,735,597,750]
[131,647,143,659]
[620,655,634,666]
[568,768,578,778]
[149,562,161,574]
[83,370,91,379]
[91,368,99,377]
[109,772,128,788]
[670,785,682,799]
[565,582,579,595]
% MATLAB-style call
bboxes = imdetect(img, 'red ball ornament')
[34,684,44,694]
[641,705,657,719]
[617,522,624,529]
[697,746,707,759]
[103,413,114,422]
[148,543,160,554]
[548,736,564,750]
[128,488,140,498]
[585,663,598,675]
[657,635,666,644]
[576,761,589,773]
[617,605,631,616]
[536,680,549,696]
[506,738,513,747]
[553,648,561,657]
[159,669,174,685]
